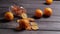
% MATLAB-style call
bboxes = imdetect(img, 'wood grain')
[0,1,60,34]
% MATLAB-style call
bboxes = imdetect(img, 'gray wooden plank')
[20,1,60,4]
[0,1,60,7]
[1,20,60,30]
[0,1,60,34]
[0,29,60,34]
[0,2,60,17]
[0,1,60,30]
[0,17,60,30]
[26,8,60,16]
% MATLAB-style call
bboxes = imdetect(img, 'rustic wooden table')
[0,0,60,34]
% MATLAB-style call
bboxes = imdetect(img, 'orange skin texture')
[46,0,53,4]
[44,8,52,16]
[35,9,43,18]
[4,12,14,21]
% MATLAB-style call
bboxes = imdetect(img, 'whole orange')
[35,9,43,18]
[44,8,52,16]
[4,12,14,21]
[46,0,53,4]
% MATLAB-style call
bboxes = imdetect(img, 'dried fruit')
[11,5,20,11]
[20,13,28,19]
[28,18,35,22]
[30,22,38,26]
[17,19,20,23]
[17,18,35,22]
[31,26,39,30]
[30,22,39,30]
[11,5,26,17]
[22,19,32,30]
[17,19,32,30]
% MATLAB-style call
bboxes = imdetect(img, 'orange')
[44,8,52,16]
[4,12,14,21]
[35,9,43,18]
[46,0,53,4]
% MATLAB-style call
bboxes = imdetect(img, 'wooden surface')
[0,0,60,34]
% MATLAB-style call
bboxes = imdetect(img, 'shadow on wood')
[43,14,50,18]
[0,18,11,23]
[44,3,51,5]
[32,16,42,19]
